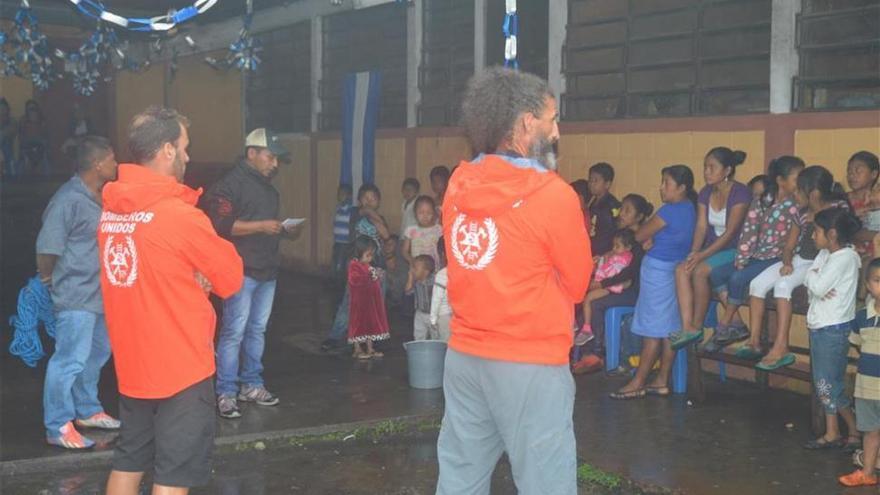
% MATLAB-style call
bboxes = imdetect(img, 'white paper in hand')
[282,218,306,230]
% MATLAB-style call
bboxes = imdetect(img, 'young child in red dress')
[348,236,391,359]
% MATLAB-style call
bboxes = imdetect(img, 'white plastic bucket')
[403,340,447,389]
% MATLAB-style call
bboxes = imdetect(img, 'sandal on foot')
[609,389,646,400]
[357,353,372,360]
[755,353,795,371]
[670,329,704,351]
[646,386,670,397]
[839,470,878,487]
[804,437,844,450]
[369,351,384,358]
[734,345,764,361]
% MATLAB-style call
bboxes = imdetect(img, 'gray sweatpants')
[436,349,577,495]
[414,311,437,340]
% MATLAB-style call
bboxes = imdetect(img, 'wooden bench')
[690,287,827,435]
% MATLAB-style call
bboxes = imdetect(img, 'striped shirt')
[851,297,880,401]
[413,275,434,314]
[333,202,353,244]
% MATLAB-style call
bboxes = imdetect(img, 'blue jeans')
[710,257,779,305]
[810,322,854,415]
[43,310,111,437]
[216,277,277,397]
[328,287,350,342]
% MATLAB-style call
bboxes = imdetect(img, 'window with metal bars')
[418,0,475,127]
[795,0,880,111]
[246,22,312,133]
[319,3,408,131]
[563,0,771,121]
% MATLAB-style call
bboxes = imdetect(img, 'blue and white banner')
[341,71,381,195]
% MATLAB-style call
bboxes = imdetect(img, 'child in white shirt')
[430,236,452,342]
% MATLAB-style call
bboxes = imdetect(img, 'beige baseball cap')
[244,128,289,157]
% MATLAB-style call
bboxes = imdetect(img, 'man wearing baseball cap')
[202,128,302,419]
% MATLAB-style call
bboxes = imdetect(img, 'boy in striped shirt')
[332,184,354,288]
[841,257,880,487]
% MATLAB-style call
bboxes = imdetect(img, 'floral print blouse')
[735,196,800,268]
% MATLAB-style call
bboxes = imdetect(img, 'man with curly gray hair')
[436,67,593,494]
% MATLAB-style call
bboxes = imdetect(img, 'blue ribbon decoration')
[69,0,218,32]
[503,0,518,69]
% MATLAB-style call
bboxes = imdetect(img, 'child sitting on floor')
[406,254,437,340]
[840,257,880,487]
[576,229,636,346]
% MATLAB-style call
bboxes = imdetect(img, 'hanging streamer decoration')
[503,0,517,69]
[68,0,218,32]
[0,32,20,78]
[205,0,261,73]
[12,0,57,90]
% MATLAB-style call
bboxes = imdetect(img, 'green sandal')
[670,329,704,351]
[734,345,764,361]
[755,353,796,371]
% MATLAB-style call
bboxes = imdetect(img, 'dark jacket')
[202,161,281,281]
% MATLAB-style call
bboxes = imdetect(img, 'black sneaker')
[217,395,241,419]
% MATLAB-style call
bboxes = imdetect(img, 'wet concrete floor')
[2,181,878,494]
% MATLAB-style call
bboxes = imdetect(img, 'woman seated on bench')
[741,165,851,370]
[671,147,751,349]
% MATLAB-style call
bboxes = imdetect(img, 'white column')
[770,0,801,114]
[548,0,567,97]
[310,15,323,132]
[474,0,487,74]
[407,0,423,128]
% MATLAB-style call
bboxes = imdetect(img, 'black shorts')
[113,378,215,487]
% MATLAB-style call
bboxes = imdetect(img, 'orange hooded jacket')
[98,164,243,399]
[442,154,593,366]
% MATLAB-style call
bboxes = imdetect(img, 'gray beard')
[529,138,558,171]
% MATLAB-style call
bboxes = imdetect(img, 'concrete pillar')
[548,0,567,97]
[310,16,323,132]
[407,0,423,128]
[770,0,801,114]
[474,0,487,74]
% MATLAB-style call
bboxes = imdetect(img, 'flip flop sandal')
[735,345,764,360]
[369,351,384,359]
[804,437,845,450]
[755,353,796,371]
[609,389,646,400]
[646,386,670,397]
[839,470,879,487]
[670,329,704,351]
[357,353,372,360]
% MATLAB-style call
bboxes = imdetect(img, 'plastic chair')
[605,300,722,393]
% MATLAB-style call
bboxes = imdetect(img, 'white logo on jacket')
[451,213,499,271]
[103,235,138,287]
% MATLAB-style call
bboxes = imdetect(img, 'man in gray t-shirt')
[36,136,119,449]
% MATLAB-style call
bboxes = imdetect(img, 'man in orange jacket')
[435,68,593,494]
[99,107,243,495]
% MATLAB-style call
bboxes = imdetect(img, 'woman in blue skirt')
[611,165,697,399]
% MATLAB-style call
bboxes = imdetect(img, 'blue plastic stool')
[605,301,723,393]
[604,306,635,372]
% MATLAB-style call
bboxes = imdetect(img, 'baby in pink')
[594,251,634,294]
[576,230,636,346]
